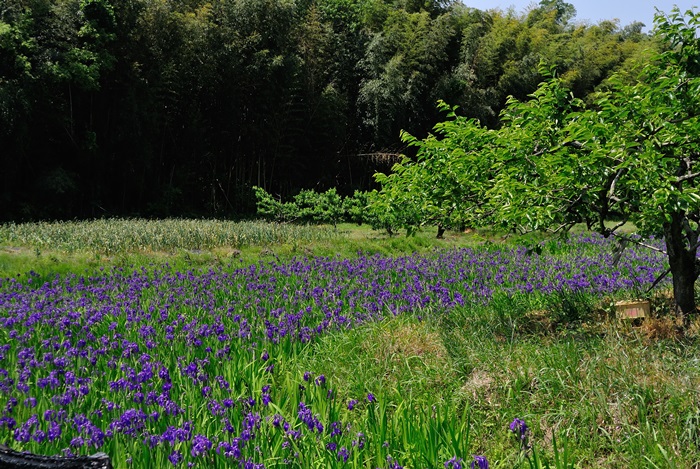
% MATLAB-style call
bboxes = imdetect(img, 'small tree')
[373,103,496,237]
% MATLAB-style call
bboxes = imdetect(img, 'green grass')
[0,218,339,253]
[0,218,697,468]
[0,219,636,279]
[298,314,459,405]
[0,220,489,279]
[445,322,700,467]
[297,307,700,467]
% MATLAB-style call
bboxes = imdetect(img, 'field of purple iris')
[0,234,669,467]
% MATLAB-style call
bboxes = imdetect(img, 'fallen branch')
[0,446,112,469]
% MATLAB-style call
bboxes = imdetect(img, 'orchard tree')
[376,7,700,318]
[487,7,700,318]
[374,102,496,236]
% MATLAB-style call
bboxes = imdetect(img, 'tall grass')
[0,219,338,254]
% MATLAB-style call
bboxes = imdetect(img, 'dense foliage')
[0,0,652,221]
[254,186,389,229]
[374,7,700,315]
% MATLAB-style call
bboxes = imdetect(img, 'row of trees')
[1,0,653,220]
[373,8,700,317]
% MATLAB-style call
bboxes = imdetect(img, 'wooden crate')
[615,300,649,319]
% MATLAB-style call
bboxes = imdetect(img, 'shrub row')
[253,187,405,234]
[253,187,366,227]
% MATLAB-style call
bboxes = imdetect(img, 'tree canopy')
[0,0,654,221]
[374,7,700,316]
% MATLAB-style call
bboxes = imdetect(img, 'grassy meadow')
[0,219,699,468]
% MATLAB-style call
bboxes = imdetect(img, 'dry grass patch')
[460,370,496,403]
[362,319,459,399]
[374,321,448,360]
[640,315,681,341]
[301,317,461,404]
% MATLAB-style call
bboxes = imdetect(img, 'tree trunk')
[664,215,699,319]
[437,225,445,239]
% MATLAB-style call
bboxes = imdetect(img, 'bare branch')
[610,232,667,255]
[357,152,404,165]
[681,218,699,248]
[548,222,577,234]
[609,195,628,204]
[612,238,628,267]
[607,219,628,234]
[686,236,700,253]
[563,140,584,149]
[645,267,671,294]
[676,171,700,183]
[607,168,625,199]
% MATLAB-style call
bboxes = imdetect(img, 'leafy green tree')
[526,0,576,29]
[0,0,116,218]
[454,2,652,127]
[491,8,700,318]
[342,189,371,224]
[373,101,496,236]
[0,0,671,222]
[377,7,700,318]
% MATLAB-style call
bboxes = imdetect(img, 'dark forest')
[0,0,652,221]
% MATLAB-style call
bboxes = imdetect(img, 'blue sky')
[460,1,699,31]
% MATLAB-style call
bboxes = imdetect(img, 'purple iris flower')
[168,450,182,466]
[386,455,403,469]
[190,434,212,457]
[337,446,349,463]
[471,455,489,469]
[509,417,529,447]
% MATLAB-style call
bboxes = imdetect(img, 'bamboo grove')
[1,0,653,220]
